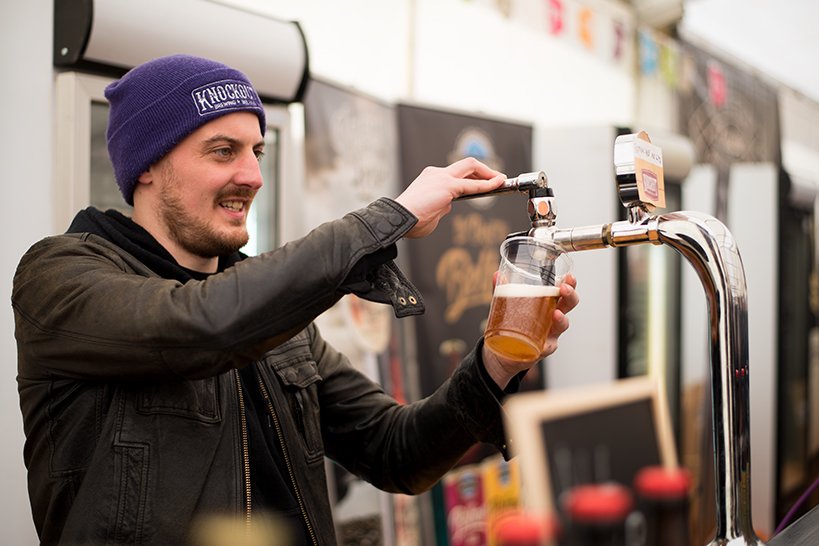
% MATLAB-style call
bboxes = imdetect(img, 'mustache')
[215,185,257,201]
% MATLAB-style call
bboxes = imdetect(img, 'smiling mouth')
[220,200,246,213]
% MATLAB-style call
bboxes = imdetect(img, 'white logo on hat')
[191,79,262,116]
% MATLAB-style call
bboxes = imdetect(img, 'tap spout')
[539,211,761,545]
[545,216,661,252]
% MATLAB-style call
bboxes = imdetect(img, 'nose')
[234,149,264,190]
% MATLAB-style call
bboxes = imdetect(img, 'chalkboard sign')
[503,376,676,514]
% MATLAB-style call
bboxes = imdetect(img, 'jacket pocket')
[136,378,221,423]
[47,380,107,474]
[111,442,149,545]
[262,339,324,463]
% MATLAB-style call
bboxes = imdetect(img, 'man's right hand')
[394,157,505,239]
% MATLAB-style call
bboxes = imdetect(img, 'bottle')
[633,466,691,546]
[561,482,635,546]
[493,510,559,546]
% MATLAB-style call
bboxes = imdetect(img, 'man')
[13,55,578,546]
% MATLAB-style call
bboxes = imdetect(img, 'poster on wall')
[303,78,401,368]
[397,104,535,546]
[396,104,538,401]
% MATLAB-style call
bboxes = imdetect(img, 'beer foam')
[494,283,560,298]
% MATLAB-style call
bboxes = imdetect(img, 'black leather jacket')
[13,199,511,546]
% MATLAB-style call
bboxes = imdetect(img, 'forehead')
[184,111,264,145]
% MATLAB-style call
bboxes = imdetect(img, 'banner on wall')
[396,104,539,402]
[469,0,635,72]
[638,26,683,89]
[676,41,781,219]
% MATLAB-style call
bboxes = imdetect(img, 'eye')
[254,149,265,162]
[213,147,233,159]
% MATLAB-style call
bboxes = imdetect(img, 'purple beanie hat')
[105,54,266,205]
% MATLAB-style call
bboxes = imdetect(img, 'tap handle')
[455,171,548,200]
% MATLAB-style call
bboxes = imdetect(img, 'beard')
[157,167,252,259]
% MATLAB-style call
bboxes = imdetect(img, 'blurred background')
[2,0,817,544]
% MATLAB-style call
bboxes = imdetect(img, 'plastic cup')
[484,236,572,362]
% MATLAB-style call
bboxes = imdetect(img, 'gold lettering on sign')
[452,214,510,247]
[436,213,511,324]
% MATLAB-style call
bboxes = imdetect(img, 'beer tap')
[463,132,764,545]
[456,170,550,200]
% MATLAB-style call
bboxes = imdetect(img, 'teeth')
[221,201,244,212]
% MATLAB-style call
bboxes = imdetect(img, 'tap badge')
[634,132,665,209]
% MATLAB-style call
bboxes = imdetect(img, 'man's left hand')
[482,273,579,389]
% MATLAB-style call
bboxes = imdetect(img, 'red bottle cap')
[494,511,558,544]
[564,483,633,523]
[634,466,691,500]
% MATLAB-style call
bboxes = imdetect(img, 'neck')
[171,248,219,274]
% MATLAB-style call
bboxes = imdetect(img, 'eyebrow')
[202,134,265,149]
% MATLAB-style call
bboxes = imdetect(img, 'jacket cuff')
[476,338,528,402]
[447,339,515,459]
[348,197,417,247]
[342,198,424,317]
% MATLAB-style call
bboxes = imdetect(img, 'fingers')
[446,156,505,179]
[541,277,577,357]
[445,157,506,198]
[540,310,568,358]
[561,272,578,290]
[456,174,505,198]
[557,275,579,315]
[491,270,500,292]
[550,309,570,337]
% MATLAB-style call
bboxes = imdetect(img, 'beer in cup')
[484,236,571,362]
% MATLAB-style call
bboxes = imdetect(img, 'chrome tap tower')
[463,132,763,545]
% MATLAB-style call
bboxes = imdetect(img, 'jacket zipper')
[233,370,253,531]
[255,372,319,546]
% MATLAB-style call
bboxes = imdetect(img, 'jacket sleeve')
[313,324,511,495]
[13,199,419,381]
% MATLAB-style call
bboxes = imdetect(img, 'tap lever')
[456,170,548,200]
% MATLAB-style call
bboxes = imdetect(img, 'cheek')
[186,178,219,207]
[196,191,213,207]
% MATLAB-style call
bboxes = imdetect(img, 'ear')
[133,168,155,206]
[137,168,154,186]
